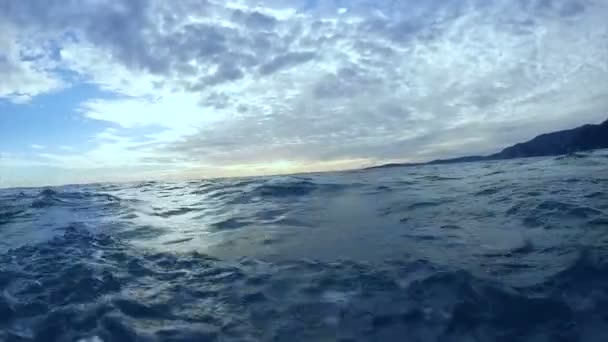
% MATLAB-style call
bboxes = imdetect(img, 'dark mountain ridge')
[369,118,608,169]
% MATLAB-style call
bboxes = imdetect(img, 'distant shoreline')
[367,118,608,170]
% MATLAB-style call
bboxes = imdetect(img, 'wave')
[151,207,200,218]
[250,180,319,198]
[29,188,125,209]
[419,175,461,181]
[1,152,608,341]
[555,152,590,160]
[30,188,69,208]
[0,207,27,225]
[507,199,606,227]
[210,217,251,231]
[204,179,352,205]
[1,227,607,341]
[474,186,506,196]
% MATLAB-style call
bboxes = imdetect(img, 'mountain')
[488,118,608,159]
[368,118,608,170]
[427,155,486,165]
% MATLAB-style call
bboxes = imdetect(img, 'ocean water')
[1,151,608,342]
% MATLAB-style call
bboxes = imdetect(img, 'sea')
[1,150,608,342]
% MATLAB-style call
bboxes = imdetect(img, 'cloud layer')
[2,0,608,182]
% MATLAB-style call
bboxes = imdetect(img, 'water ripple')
[1,150,608,341]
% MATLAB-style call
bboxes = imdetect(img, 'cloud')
[259,51,317,75]
[0,22,63,103]
[1,0,608,182]
[30,144,45,150]
[157,0,608,166]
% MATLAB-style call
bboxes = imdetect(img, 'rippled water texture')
[1,151,608,341]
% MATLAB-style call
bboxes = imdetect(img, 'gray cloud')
[0,21,62,102]
[1,0,608,171]
[313,66,382,99]
[259,51,317,75]
[0,0,311,87]
[232,9,278,31]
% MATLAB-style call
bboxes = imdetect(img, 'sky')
[1,0,608,187]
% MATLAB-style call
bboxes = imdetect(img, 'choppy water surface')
[1,151,608,341]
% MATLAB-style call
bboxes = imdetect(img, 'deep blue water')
[1,151,608,341]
